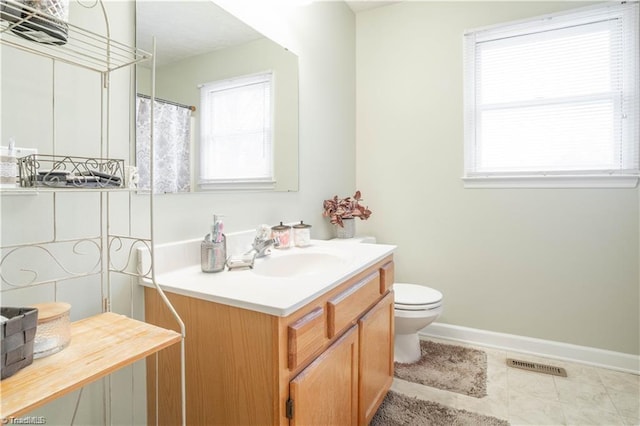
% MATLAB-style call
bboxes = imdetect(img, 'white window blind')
[463,2,639,188]
[199,72,274,190]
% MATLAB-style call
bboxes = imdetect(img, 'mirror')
[136,1,299,192]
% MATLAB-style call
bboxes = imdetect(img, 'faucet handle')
[255,224,271,241]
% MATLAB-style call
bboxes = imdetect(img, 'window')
[463,3,639,188]
[199,72,274,190]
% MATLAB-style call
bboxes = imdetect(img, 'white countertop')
[139,239,395,317]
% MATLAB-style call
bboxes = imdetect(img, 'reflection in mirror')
[136,1,299,192]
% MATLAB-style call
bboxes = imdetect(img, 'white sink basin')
[252,251,349,278]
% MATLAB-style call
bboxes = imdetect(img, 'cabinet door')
[358,291,394,425]
[289,326,358,426]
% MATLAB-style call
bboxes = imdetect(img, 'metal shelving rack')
[0,0,149,72]
[0,1,186,424]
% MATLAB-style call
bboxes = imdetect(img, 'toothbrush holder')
[201,234,226,273]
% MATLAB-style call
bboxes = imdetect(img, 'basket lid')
[30,302,71,322]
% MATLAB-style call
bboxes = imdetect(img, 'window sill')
[199,179,276,191]
[462,175,639,189]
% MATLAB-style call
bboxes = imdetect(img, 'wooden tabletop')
[0,312,181,418]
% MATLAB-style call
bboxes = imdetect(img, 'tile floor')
[391,337,640,425]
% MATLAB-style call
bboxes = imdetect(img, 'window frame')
[462,2,639,189]
[198,71,276,191]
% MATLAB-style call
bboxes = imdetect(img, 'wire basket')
[18,154,125,189]
[0,0,69,45]
[1,306,38,380]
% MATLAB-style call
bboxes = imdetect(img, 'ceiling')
[136,1,263,67]
[345,1,399,13]
[136,1,400,67]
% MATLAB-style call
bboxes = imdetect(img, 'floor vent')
[507,358,567,377]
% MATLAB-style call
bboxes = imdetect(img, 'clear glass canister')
[293,221,312,247]
[30,302,71,359]
[271,222,291,249]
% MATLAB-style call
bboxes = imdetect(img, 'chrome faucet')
[250,236,280,258]
[226,224,280,271]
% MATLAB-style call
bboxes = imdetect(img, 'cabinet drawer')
[288,307,325,369]
[380,261,394,294]
[327,272,380,338]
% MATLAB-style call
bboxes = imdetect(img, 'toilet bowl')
[329,237,444,363]
[394,283,443,363]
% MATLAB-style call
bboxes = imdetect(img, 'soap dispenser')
[1,137,17,188]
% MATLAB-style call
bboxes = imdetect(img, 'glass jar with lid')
[30,302,71,359]
[292,221,312,247]
[271,222,291,249]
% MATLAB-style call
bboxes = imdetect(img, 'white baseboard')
[420,322,640,375]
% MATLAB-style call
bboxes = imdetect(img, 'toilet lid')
[395,301,442,311]
[394,283,443,306]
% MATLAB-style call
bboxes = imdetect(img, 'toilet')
[393,283,443,363]
[329,236,444,364]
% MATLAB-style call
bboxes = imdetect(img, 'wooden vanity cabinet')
[358,290,394,424]
[289,326,359,426]
[144,255,394,425]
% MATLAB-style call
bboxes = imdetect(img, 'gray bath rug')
[370,390,509,426]
[394,340,487,398]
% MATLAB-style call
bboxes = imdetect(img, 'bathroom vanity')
[141,239,395,425]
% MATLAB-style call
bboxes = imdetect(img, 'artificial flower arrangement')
[322,190,372,227]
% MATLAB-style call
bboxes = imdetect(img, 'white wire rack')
[0,1,185,424]
[0,0,151,73]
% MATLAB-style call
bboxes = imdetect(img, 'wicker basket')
[1,307,38,380]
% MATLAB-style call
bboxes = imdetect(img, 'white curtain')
[136,96,191,193]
